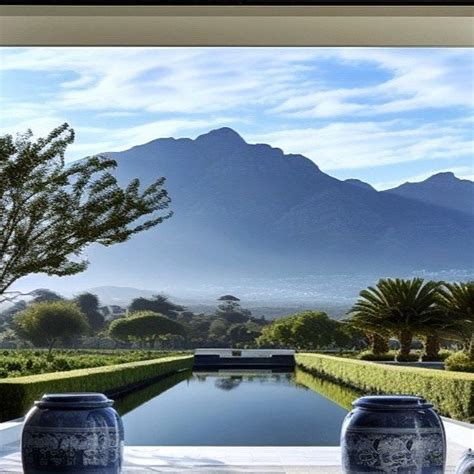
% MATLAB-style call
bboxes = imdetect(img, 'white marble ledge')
[0,445,468,473]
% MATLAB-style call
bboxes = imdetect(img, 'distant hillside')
[385,172,474,216]
[72,128,473,290]
[345,178,376,192]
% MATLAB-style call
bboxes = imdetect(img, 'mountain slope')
[385,172,474,216]
[78,128,473,288]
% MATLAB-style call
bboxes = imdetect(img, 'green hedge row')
[296,353,474,423]
[0,355,194,421]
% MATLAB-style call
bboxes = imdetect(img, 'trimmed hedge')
[0,355,193,421]
[296,353,474,423]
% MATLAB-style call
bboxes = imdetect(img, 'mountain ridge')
[75,127,474,289]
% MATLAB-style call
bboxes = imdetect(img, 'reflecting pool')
[116,369,362,446]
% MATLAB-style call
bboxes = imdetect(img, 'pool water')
[116,369,356,446]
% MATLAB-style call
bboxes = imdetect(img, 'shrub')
[296,353,474,423]
[421,349,451,362]
[0,354,193,421]
[358,351,395,361]
[396,353,420,362]
[445,351,474,373]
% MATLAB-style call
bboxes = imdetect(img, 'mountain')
[385,172,474,216]
[345,178,376,192]
[75,128,473,290]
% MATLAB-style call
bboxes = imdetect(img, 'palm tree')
[349,278,441,361]
[346,313,390,355]
[436,281,474,360]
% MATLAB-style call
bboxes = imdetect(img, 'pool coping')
[0,445,469,473]
[0,411,471,472]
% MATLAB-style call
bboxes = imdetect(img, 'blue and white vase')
[21,393,124,474]
[341,395,446,473]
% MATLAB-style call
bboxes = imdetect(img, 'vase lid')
[35,393,114,409]
[353,395,433,410]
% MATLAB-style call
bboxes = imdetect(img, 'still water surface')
[117,370,356,446]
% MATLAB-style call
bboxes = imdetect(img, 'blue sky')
[0,47,472,190]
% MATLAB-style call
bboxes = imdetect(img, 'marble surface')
[0,443,468,473]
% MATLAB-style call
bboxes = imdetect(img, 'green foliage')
[294,367,362,411]
[0,124,171,300]
[30,289,64,303]
[296,353,474,423]
[396,353,420,362]
[348,278,441,358]
[258,311,349,350]
[129,295,184,319]
[445,351,474,373]
[14,301,89,352]
[208,318,229,339]
[0,349,180,378]
[109,311,186,347]
[358,350,396,361]
[215,295,250,324]
[0,354,193,421]
[74,292,105,331]
[227,322,261,347]
[437,281,474,360]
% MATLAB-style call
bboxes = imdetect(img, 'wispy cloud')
[248,119,472,171]
[0,47,472,186]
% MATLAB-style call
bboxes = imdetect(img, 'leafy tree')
[109,311,185,348]
[74,292,105,332]
[215,295,250,324]
[436,281,474,360]
[290,312,336,350]
[349,278,441,361]
[14,301,89,353]
[257,311,343,350]
[129,294,184,319]
[108,318,131,345]
[218,295,240,302]
[227,322,261,347]
[209,318,228,340]
[30,288,64,303]
[0,124,172,302]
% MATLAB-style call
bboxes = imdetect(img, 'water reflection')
[113,369,192,416]
[294,367,362,411]
[117,368,358,446]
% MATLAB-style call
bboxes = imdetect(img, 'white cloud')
[271,48,473,118]
[1,47,472,178]
[68,117,241,158]
[3,47,470,120]
[247,119,473,171]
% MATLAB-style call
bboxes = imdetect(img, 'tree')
[129,294,184,319]
[215,295,250,324]
[257,311,340,350]
[436,281,474,360]
[227,322,261,347]
[349,278,441,361]
[14,300,89,353]
[0,124,172,302]
[74,293,105,332]
[109,311,186,348]
[30,288,64,303]
[209,318,229,340]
